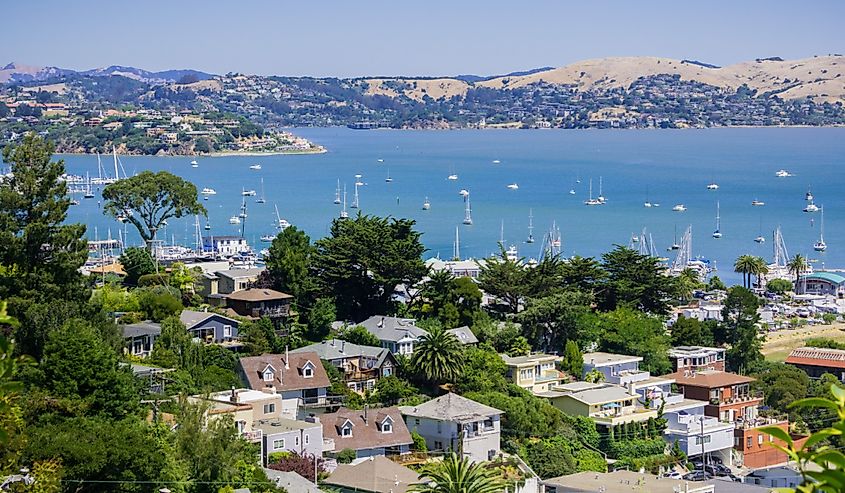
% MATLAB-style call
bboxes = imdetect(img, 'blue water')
[45,127,845,286]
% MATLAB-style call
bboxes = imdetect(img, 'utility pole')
[700,416,706,470]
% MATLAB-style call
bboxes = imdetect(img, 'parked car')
[683,471,713,482]
[704,464,731,477]
[662,471,683,479]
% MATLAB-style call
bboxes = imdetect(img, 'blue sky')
[3,0,843,77]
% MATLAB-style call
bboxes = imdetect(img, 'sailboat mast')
[113,146,119,180]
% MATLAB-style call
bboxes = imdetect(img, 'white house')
[358,316,428,356]
[400,393,503,463]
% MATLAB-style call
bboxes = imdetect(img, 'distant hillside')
[453,66,555,83]
[0,62,214,84]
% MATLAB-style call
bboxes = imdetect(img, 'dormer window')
[380,416,394,434]
[262,364,276,382]
[341,426,352,437]
[302,361,315,378]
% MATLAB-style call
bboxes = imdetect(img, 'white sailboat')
[597,176,606,203]
[803,201,819,213]
[672,204,687,212]
[706,182,719,190]
[712,201,722,238]
[447,166,458,181]
[751,199,765,206]
[256,178,266,204]
[462,194,473,225]
[334,179,342,204]
[526,209,535,244]
[754,216,765,244]
[643,186,652,208]
[274,204,291,231]
[205,218,211,231]
[422,196,430,210]
[814,206,827,252]
[350,182,360,209]
[249,164,262,170]
[83,172,94,198]
[669,225,681,251]
[385,169,393,183]
[340,184,349,219]
[584,179,601,206]
[238,195,248,218]
[191,160,198,168]
[805,187,814,202]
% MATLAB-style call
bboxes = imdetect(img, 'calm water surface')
[45,127,845,285]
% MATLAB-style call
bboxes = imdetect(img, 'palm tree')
[676,268,701,302]
[751,256,769,289]
[734,255,757,289]
[410,325,464,386]
[787,254,809,292]
[410,453,506,493]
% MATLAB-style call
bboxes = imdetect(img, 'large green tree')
[0,135,88,306]
[594,307,671,375]
[598,246,674,315]
[670,316,715,347]
[477,248,527,314]
[410,326,464,386]
[265,226,316,307]
[721,286,763,372]
[517,291,594,353]
[410,452,506,493]
[102,170,206,249]
[312,214,426,321]
[118,246,156,285]
[560,255,606,294]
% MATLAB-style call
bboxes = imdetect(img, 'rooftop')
[122,321,161,338]
[668,346,726,357]
[323,455,421,493]
[665,369,755,389]
[446,326,479,345]
[800,271,845,284]
[543,471,715,493]
[216,268,264,280]
[322,407,412,452]
[238,352,331,391]
[786,346,845,369]
[253,417,321,435]
[500,353,561,366]
[358,316,428,342]
[290,339,392,363]
[226,288,293,302]
[399,393,503,423]
[262,469,323,493]
[557,383,639,406]
[583,351,643,367]
[180,309,239,329]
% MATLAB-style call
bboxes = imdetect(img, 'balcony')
[735,415,787,430]
[709,391,763,406]
[299,395,345,409]
[240,429,263,442]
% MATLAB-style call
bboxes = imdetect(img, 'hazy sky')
[3,1,843,77]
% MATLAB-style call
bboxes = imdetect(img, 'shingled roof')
[238,352,330,391]
[322,406,412,452]
[400,393,502,424]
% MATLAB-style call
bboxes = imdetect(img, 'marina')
[46,127,845,286]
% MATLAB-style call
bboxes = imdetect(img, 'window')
[434,441,443,450]
[342,426,352,437]
[223,325,232,337]
[694,435,711,445]
[747,437,752,449]
[263,403,276,414]
[305,435,310,445]
[483,417,494,431]
[383,367,392,377]
[263,370,274,382]
[303,366,313,378]
[382,421,393,433]
[769,435,774,443]
[414,418,420,427]
[758,434,764,446]
[273,439,285,450]
[437,421,442,433]
[295,436,300,446]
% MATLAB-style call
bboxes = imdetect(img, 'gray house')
[400,393,503,462]
[180,310,240,343]
[358,316,428,356]
[122,321,161,357]
[291,340,397,394]
[255,416,323,464]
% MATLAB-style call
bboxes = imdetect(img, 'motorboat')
[672,204,687,212]
[201,188,217,195]
[260,234,274,242]
[249,164,262,170]
[448,174,458,181]
[706,183,719,190]
[422,197,430,210]
[805,188,814,202]
[775,169,792,177]
[803,203,819,213]
[242,189,257,196]
[229,216,241,225]
[191,160,198,168]
[751,199,764,206]
[492,160,501,164]
[507,183,519,190]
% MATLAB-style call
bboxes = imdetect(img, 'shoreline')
[55,147,327,158]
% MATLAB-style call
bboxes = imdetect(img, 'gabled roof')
[290,339,394,367]
[122,321,161,338]
[665,369,755,389]
[226,288,293,302]
[262,469,323,493]
[358,316,428,343]
[238,352,331,391]
[786,347,845,369]
[321,407,412,452]
[179,310,239,330]
[323,456,421,493]
[400,393,503,423]
[446,326,478,345]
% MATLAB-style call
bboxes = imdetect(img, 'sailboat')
[462,194,473,225]
[805,187,814,202]
[334,180,342,204]
[83,172,95,198]
[256,178,266,204]
[204,218,211,231]
[814,206,827,252]
[447,165,458,181]
[350,182,360,209]
[340,185,349,219]
[712,201,722,238]
[584,179,601,206]
[526,209,535,244]
[751,199,765,206]
[668,225,681,251]
[754,216,765,244]
[191,160,198,168]
[274,204,291,230]
[385,169,393,183]
[597,176,606,204]
[643,186,652,208]
[422,197,431,210]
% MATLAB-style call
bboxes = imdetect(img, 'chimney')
[378,317,384,328]
[230,386,238,403]
[285,346,290,370]
[341,341,345,353]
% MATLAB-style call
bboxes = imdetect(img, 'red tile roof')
[786,347,845,369]
[664,370,755,389]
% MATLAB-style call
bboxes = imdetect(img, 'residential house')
[200,387,294,422]
[215,268,264,295]
[291,340,397,394]
[662,405,738,466]
[785,346,845,381]
[255,416,323,463]
[680,304,724,322]
[122,321,161,357]
[668,369,797,468]
[543,471,716,493]
[238,351,337,414]
[320,406,413,459]
[322,455,421,493]
[501,353,565,393]
[797,272,845,297]
[262,469,323,493]
[180,310,239,343]
[401,393,502,462]
[542,381,642,426]
[669,346,727,372]
[226,288,293,318]
[425,258,483,279]
[203,235,250,256]
[744,466,803,489]
[446,326,478,345]
[358,316,428,356]
[581,352,684,408]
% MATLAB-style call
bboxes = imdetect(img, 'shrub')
[766,278,793,294]
[411,430,427,452]
[607,438,666,460]
[336,448,356,464]
[138,273,171,287]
